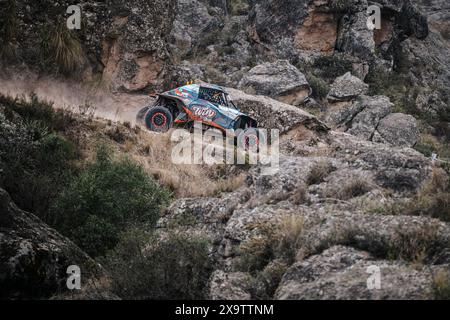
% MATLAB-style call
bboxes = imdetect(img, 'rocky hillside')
[1,0,450,300]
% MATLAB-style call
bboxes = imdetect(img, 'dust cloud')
[0,72,153,125]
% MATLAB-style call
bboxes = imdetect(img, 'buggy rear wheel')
[144,106,173,133]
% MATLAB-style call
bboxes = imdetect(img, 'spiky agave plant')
[40,22,85,75]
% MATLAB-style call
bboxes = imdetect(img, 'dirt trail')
[0,73,152,125]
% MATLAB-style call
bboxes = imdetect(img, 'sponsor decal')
[192,105,216,119]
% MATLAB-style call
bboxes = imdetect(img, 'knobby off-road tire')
[144,106,174,133]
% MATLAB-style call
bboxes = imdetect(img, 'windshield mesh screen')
[199,87,226,106]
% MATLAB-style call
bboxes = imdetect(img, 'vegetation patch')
[51,145,171,257]
[433,270,450,300]
[40,23,85,75]
[104,229,212,300]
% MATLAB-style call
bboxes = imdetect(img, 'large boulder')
[374,113,420,147]
[227,88,328,133]
[238,60,311,106]
[327,72,369,102]
[0,188,114,299]
[168,0,218,61]
[346,96,393,140]
[327,96,393,135]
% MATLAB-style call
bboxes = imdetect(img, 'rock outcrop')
[159,127,447,300]
[0,188,114,299]
[326,95,420,147]
[227,87,328,134]
[238,60,311,106]
[2,0,450,301]
[374,113,420,147]
[275,246,438,300]
[327,73,369,102]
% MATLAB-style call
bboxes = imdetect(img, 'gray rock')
[238,60,311,106]
[227,88,329,134]
[209,270,253,300]
[374,113,420,147]
[0,188,114,299]
[275,246,435,300]
[327,73,369,102]
[336,11,375,60]
[347,96,393,140]
[326,96,420,148]
[330,132,431,191]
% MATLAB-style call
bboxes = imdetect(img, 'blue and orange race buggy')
[137,83,265,150]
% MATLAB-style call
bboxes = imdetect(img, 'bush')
[104,229,212,300]
[227,0,249,15]
[0,0,18,63]
[51,146,171,257]
[387,222,445,264]
[0,107,76,219]
[306,73,330,100]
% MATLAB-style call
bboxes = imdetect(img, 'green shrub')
[306,73,330,100]
[51,146,171,257]
[0,107,76,219]
[104,229,212,300]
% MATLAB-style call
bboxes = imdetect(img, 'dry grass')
[130,129,246,198]
[237,213,306,272]
[40,23,85,75]
[274,214,305,261]
[412,168,450,221]
[432,270,450,300]
[307,160,334,185]
[336,178,373,200]
[388,222,443,265]
[364,168,450,222]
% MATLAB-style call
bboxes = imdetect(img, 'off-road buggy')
[137,83,265,150]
